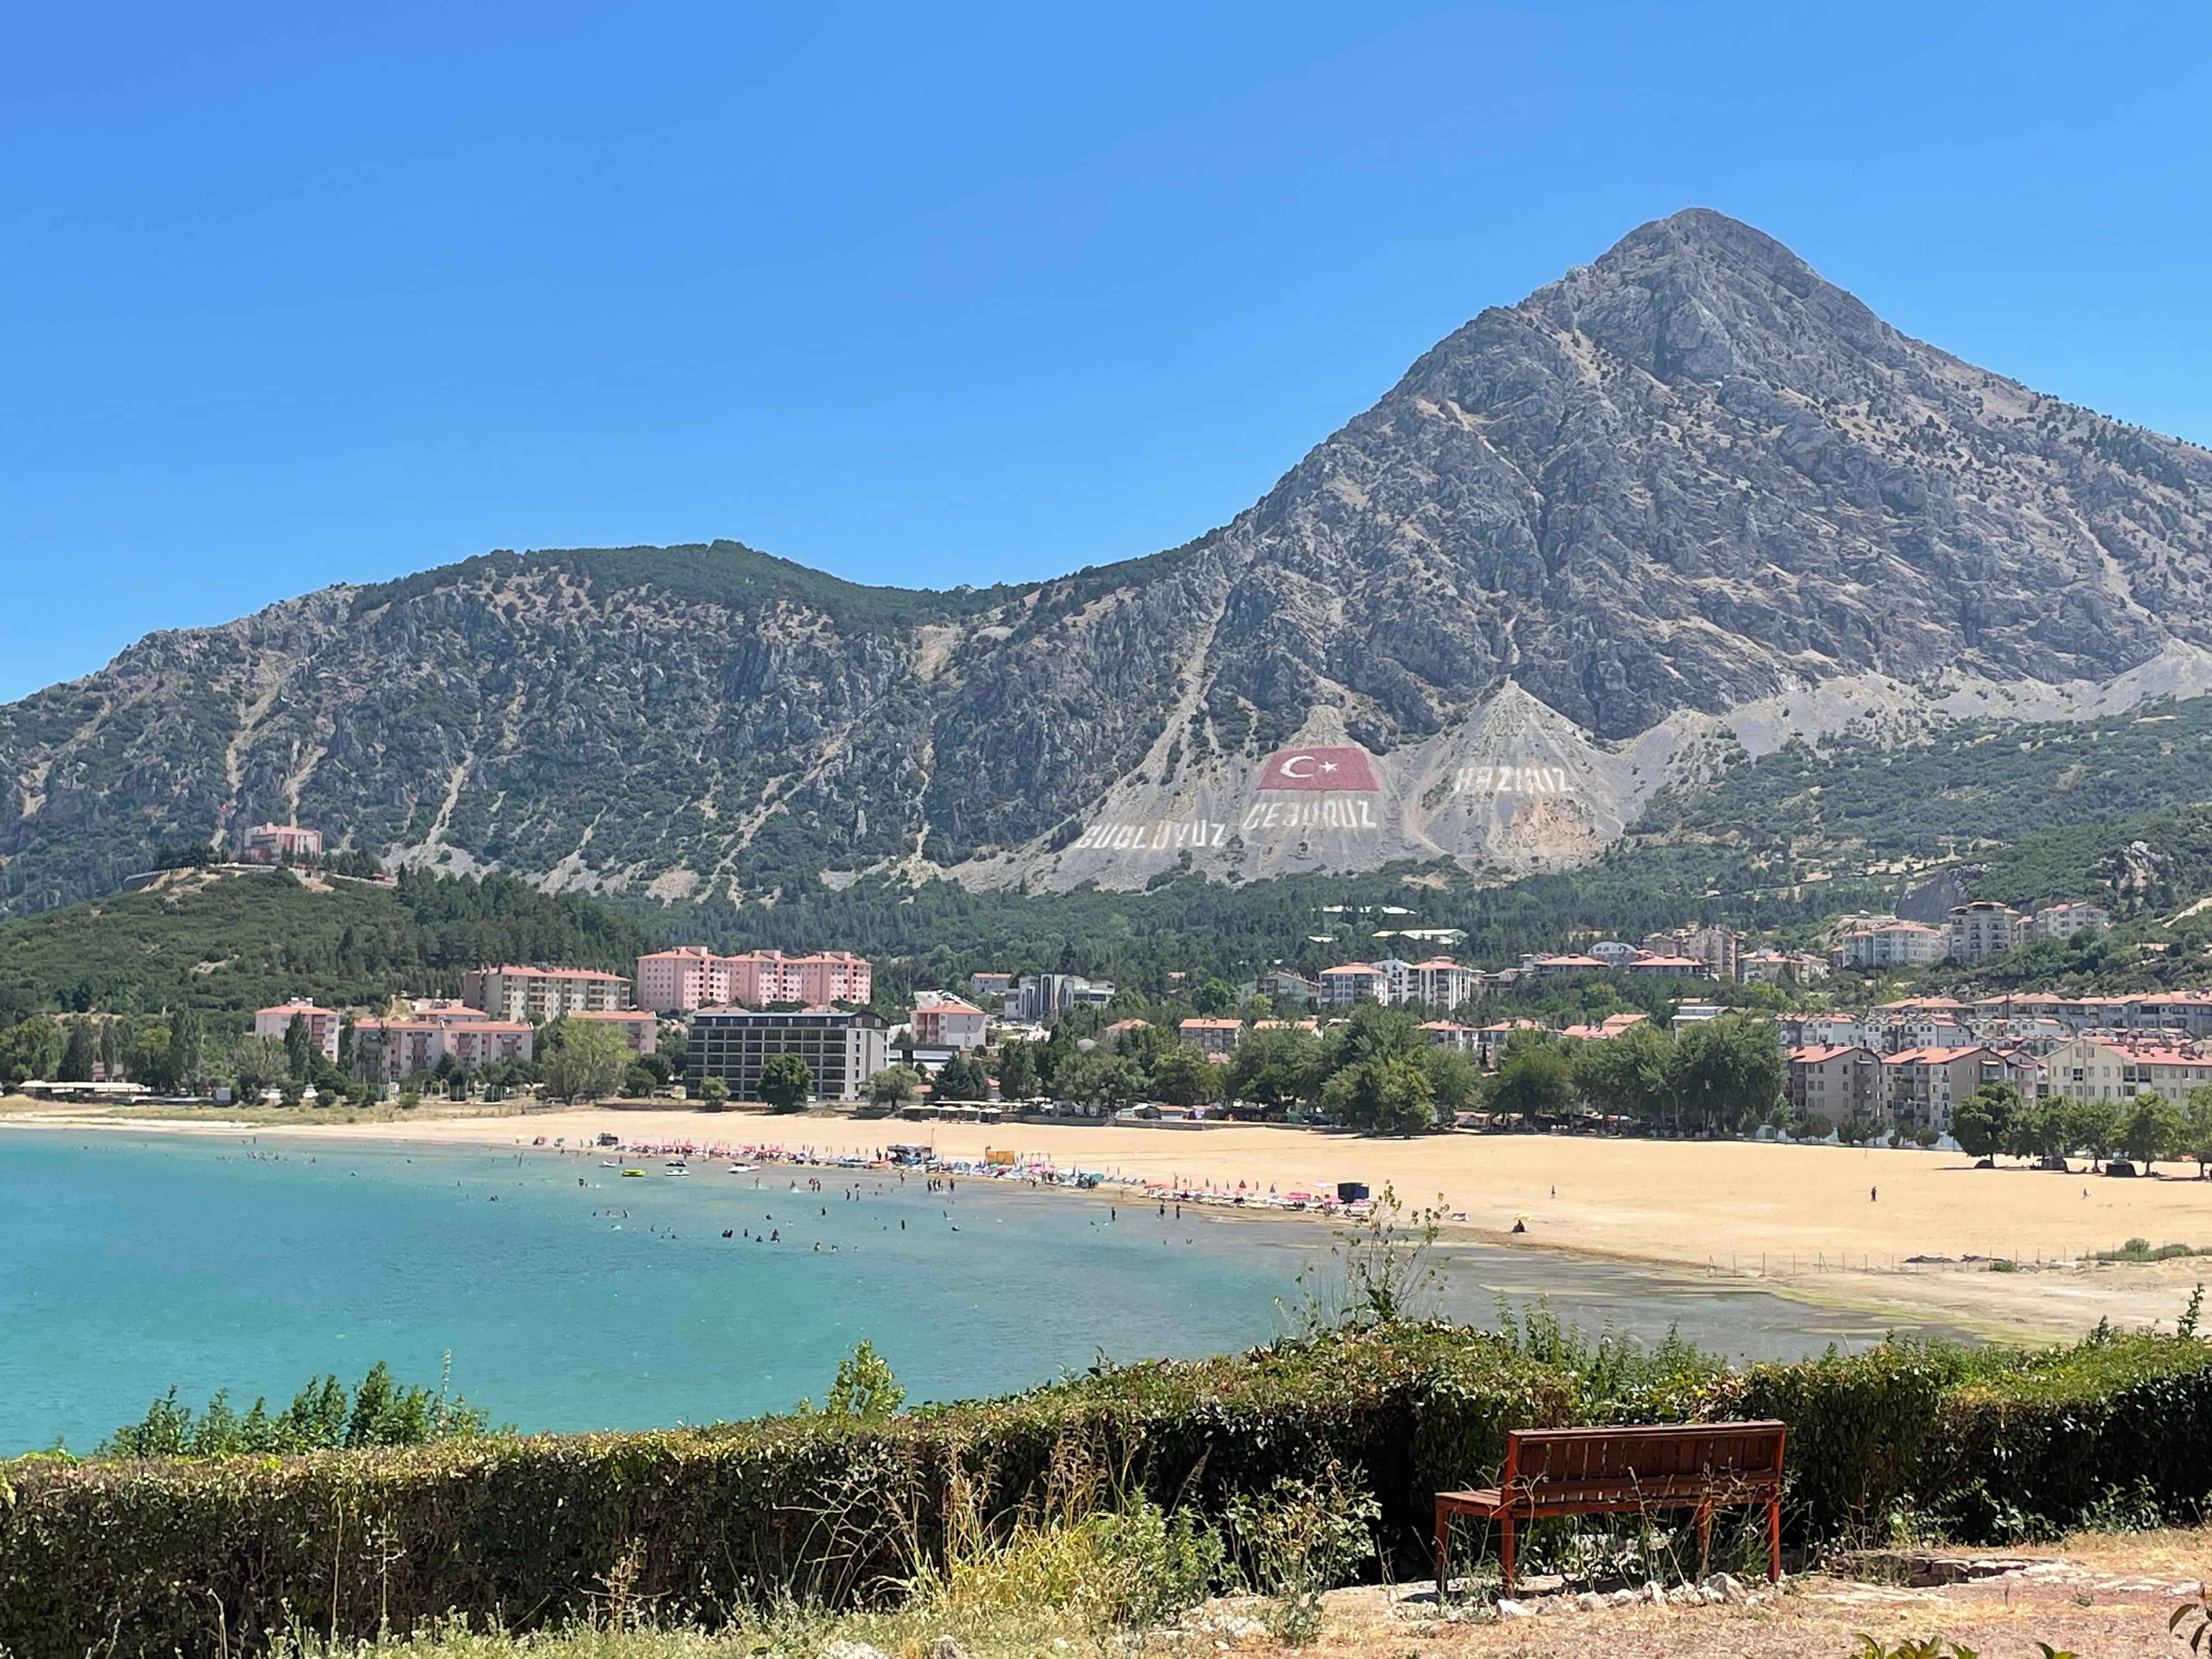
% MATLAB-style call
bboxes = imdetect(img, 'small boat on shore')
[665,1160,690,1177]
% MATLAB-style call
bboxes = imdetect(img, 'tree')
[993,1039,1036,1101]
[868,1064,923,1108]
[1952,1082,2021,1161]
[1322,1054,1436,1135]
[622,1064,659,1099]
[1570,1022,1673,1122]
[169,1005,207,1092]
[541,1020,628,1104]
[229,1035,290,1101]
[2119,1092,2184,1168]
[1149,1045,1222,1109]
[2186,1085,2212,1178]
[1224,1025,1323,1109]
[808,1340,905,1420]
[1487,1030,1575,1123]
[1324,1002,1423,1071]
[1666,1014,1784,1135]
[57,1017,95,1083]
[1190,977,1238,1016]
[283,1012,314,1081]
[759,1052,814,1112]
[698,1075,730,1110]
[1419,1044,1482,1114]
[0,1017,61,1090]
[933,1051,988,1102]
[2053,1096,2121,1164]
[1055,1049,1142,1107]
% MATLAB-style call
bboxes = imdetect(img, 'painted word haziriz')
[1452,763,1575,795]
[1070,819,1229,854]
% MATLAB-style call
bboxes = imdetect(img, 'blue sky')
[2,1,2207,701]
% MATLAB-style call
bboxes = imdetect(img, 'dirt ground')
[1293,1529,2210,1657]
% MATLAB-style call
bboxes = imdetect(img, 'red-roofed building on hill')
[1881,1046,2005,1131]
[353,1011,535,1084]
[1177,1017,1243,1058]
[240,823,323,865]
[913,995,988,1050]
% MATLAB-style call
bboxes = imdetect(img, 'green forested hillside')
[0,866,652,1025]
[1635,694,2212,859]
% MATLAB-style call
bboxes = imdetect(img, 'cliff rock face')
[7,210,2212,914]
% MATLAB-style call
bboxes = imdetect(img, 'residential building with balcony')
[685,1008,888,1102]
[462,966,631,1023]
[254,999,341,1062]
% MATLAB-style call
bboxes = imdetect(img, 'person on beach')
[1871,1186,1878,1203]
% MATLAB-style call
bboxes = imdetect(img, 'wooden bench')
[1434,1420,1786,1597]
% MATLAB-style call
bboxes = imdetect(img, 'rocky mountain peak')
[5,213,2211,913]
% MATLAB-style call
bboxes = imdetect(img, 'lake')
[0,1129,1967,1453]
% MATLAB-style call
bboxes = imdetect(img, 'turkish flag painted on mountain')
[1255,746,1380,792]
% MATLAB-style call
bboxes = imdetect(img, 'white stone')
[1609,1588,1640,1606]
[1495,1599,1534,1619]
[1576,1592,1606,1612]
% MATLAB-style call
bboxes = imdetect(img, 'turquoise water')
[0,1131,1964,1454]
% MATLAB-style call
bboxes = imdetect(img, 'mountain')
[6,208,2212,919]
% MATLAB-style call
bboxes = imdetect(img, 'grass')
[2091,1238,2209,1263]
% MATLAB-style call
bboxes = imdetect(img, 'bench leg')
[1766,1498,1781,1583]
[1695,1505,1712,1578]
[1434,1502,1449,1600]
[1500,1514,1516,1599]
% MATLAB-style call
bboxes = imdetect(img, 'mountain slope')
[6,209,2212,918]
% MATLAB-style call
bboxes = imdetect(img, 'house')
[1420,1020,1481,1053]
[1238,969,1317,1006]
[969,972,1014,998]
[1947,902,2027,964]
[1626,953,1708,978]
[1519,953,1607,978]
[1177,1017,1243,1058]
[464,966,631,1022]
[1741,948,1832,984]
[1587,940,1639,967]
[685,1007,889,1102]
[1558,1012,1648,1042]
[1778,1013,1871,1051]
[912,995,989,1050]
[1671,1003,1725,1030]
[1787,1045,1883,1122]
[1317,963,1388,1007]
[254,999,341,1062]
[240,823,322,865]
[1472,1019,1545,1068]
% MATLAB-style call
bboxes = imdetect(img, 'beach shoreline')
[10,1099,2211,1342]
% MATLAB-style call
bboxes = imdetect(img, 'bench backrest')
[1502,1421,1785,1498]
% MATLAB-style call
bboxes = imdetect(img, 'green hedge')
[5,1324,2210,1657]
[0,1327,1571,1659]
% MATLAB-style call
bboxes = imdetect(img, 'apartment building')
[2041,1036,2212,1105]
[1644,925,1742,981]
[912,995,988,1050]
[1177,1017,1243,1058]
[462,966,630,1023]
[1787,1045,1882,1122]
[1007,973,1115,1021]
[1421,1020,1481,1053]
[1238,969,1317,1006]
[253,999,341,1062]
[634,948,872,1014]
[2030,901,2113,943]
[1405,957,1477,1008]
[1836,919,1946,968]
[563,1008,659,1056]
[353,1009,533,1084]
[1317,963,1389,1006]
[1882,1046,2005,1131]
[685,1008,889,1103]
[1948,902,2027,964]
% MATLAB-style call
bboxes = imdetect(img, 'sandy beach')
[13,1100,2212,1341]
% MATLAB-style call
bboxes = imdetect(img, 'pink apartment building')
[636,947,872,1014]
[352,1006,533,1084]
[562,1008,659,1055]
